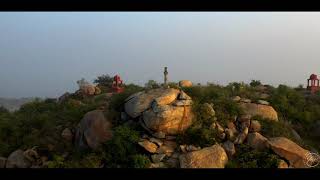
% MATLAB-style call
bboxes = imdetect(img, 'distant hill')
[0,97,37,111]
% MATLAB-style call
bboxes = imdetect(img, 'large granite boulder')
[125,88,194,135]
[75,110,113,150]
[124,88,180,118]
[246,132,269,151]
[179,80,193,88]
[6,150,32,168]
[143,105,194,135]
[239,102,278,121]
[268,137,311,168]
[179,144,228,168]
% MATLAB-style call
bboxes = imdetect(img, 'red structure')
[112,75,124,93]
[307,74,320,94]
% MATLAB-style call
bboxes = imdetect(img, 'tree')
[145,80,160,89]
[0,106,9,114]
[94,74,113,87]
[250,80,262,87]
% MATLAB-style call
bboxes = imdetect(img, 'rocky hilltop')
[0,77,319,168]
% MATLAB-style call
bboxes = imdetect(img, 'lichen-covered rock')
[143,105,194,135]
[249,120,262,132]
[231,96,241,102]
[6,150,32,168]
[179,80,193,88]
[268,137,311,168]
[234,127,248,145]
[124,88,180,118]
[200,103,215,119]
[246,132,269,151]
[222,141,236,158]
[75,110,112,150]
[239,102,278,121]
[179,144,228,168]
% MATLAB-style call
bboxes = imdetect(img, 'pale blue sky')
[1,12,320,98]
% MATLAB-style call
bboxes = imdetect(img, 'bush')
[226,144,280,168]
[94,74,113,87]
[145,80,160,89]
[250,80,262,87]
[130,154,151,168]
[176,125,218,147]
[102,125,142,168]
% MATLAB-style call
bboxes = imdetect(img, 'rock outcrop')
[6,150,32,168]
[124,88,180,118]
[268,137,311,168]
[179,144,228,168]
[179,80,193,88]
[125,88,194,135]
[238,102,278,121]
[75,110,112,150]
[246,132,269,151]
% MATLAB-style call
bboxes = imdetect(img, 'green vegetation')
[145,80,160,89]
[1,76,320,168]
[226,144,280,168]
[102,125,150,168]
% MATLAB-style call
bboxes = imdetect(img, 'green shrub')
[94,74,113,88]
[102,125,142,168]
[228,144,280,168]
[130,154,151,168]
[145,80,160,89]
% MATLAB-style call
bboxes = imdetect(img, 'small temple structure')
[307,74,320,94]
[111,74,124,93]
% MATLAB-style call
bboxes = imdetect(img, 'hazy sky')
[1,12,320,98]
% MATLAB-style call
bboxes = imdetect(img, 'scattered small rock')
[222,141,236,158]
[231,96,241,102]
[225,128,236,141]
[234,127,248,145]
[180,145,187,153]
[186,145,201,152]
[278,159,289,168]
[138,139,158,153]
[257,100,270,105]
[149,137,163,147]
[151,154,166,163]
[249,120,261,132]
[240,98,251,103]
[153,131,166,139]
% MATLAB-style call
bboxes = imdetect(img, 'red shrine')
[307,74,320,94]
[112,75,124,93]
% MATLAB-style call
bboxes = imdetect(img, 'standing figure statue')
[112,74,124,93]
[164,67,168,88]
